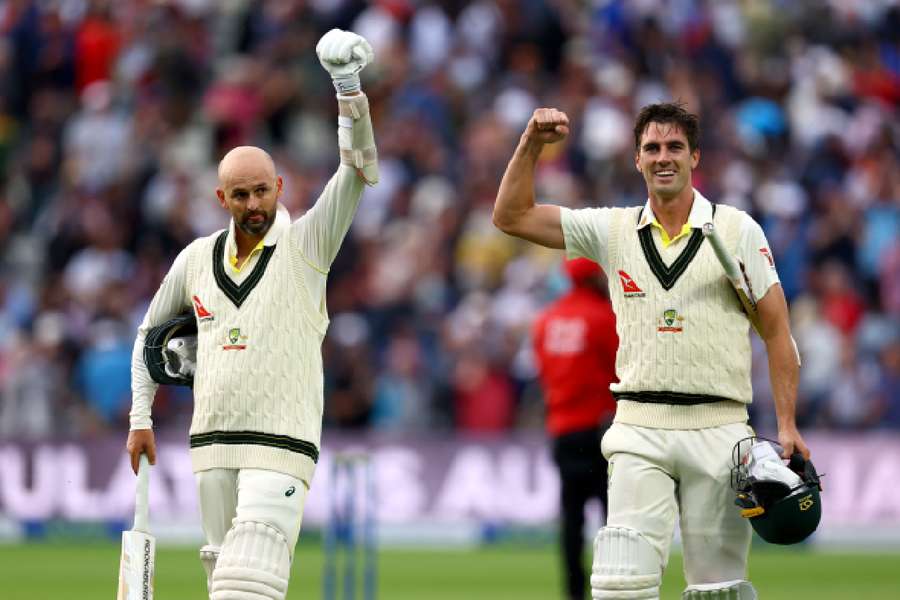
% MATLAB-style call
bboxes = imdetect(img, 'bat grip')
[134,454,150,533]
[702,223,741,282]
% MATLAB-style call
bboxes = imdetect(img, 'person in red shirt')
[533,258,618,600]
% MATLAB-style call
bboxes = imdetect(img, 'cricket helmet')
[143,312,198,387]
[731,437,823,545]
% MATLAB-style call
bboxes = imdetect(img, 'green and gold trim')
[190,430,319,463]
[637,204,716,291]
[213,231,276,308]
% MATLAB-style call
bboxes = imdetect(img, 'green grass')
[1,541,897,599]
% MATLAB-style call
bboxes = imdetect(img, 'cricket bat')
[702,222,763,336]
[117,454,155,600]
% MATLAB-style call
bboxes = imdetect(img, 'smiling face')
[216,146,282,240]
[635,121,699,202]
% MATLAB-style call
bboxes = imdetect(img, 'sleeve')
[290,165,364,273]
[560,206,612,273]
[736,215,780,300]
[290,92,375,272]
[129,244,192,430]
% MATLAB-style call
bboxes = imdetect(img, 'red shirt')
[532,287,618,436]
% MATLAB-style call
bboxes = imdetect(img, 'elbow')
[492,205,519,235]
[492,210,510,233]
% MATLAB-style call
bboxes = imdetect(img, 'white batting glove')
[316,28,374,95]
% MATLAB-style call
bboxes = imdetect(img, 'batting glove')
[316,29,374,95]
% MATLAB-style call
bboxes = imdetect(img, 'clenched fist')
[316,28,374,95]
[526,108,569,145]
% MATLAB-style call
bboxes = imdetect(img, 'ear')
[690,148,700,169]
[276,175,283,198]
[634,151,642,173]
[216,188,227,208]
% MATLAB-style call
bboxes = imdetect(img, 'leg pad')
[591,526,662,599]
[210,521,291,600]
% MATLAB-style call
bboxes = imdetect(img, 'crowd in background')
[0,0,898,440]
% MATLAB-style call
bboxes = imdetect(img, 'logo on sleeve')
[617,271,646,297]
[657,308,684,333]
[759,247,775,268]
[192,295,215,322]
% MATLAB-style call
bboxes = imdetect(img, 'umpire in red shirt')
[533,258,618,600]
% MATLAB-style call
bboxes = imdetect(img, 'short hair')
[633,102,700,152]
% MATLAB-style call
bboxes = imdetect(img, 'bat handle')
[702,222,742,282]
[134,454,151,533]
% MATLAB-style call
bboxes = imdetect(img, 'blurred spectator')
[532,258,617,600]
[0,0,898,439]
[875,340,900,428]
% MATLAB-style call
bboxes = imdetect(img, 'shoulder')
[713,203,759,228]
[178,230,226,262]
[563,205,634,228]
[197,229,227,249]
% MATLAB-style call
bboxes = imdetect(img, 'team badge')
[657,308,684,333]
[223,327,247,350]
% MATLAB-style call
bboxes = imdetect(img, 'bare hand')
[525,108,569,145]
[126,429,157,475]
[777,425,810,460]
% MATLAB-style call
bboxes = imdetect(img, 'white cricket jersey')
[130,166,365,482]
[561,190,780,429]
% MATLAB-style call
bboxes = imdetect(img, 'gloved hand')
[316,28,374,95]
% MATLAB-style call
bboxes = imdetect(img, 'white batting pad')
[591,526,661,599]
[210,521,291,600]
[683,580,757,600]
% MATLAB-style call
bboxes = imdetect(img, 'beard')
[238,208,276,236]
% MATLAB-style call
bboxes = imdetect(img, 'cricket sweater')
[604,203,752,429]
[181,223,328,483]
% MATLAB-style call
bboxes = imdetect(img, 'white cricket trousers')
[600,421,754,585]
[196,468,310,550]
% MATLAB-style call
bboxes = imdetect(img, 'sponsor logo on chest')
[617,270,646,298]
[193,295,215,322]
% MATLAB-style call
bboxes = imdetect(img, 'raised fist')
[316,29,374,94]
[526,108,570,144]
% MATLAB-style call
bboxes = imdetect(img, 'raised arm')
[293,29,378,271]
[492,108,569,249]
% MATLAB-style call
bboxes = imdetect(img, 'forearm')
[493,133,544,232]
[130,326,157,430]
[766,330,800,430]
[129,249,191,429]
[337,92,378,185]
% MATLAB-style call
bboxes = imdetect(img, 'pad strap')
[336,93,378,185]
[336,93,370,120]
[339,147,378,170]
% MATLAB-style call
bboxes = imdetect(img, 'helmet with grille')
[143,313,197,387]
[731,437,823,545]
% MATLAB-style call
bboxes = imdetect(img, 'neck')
[650,186,694,238]
[234,228,264,258]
